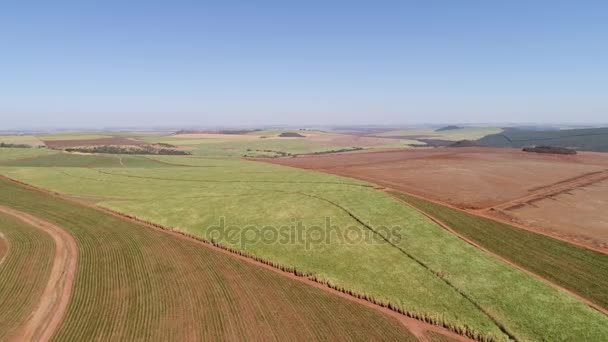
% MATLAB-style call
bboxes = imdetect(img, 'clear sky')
[1,1,607,129]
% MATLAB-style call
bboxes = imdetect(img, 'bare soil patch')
[43,137,146,148]
[267,147,608,209]
[0,206,77,342]
[495,178,608,250]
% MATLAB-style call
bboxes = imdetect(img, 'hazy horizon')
[2,1,607,129]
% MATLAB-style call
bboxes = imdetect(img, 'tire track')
[0,206,78,342]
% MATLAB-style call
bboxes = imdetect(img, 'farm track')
[0,205,78,342]
[486,170,608,212]
[0,233,7,266]
[389,192,608,317]
[0,175,471,342]
[369,178,608,255]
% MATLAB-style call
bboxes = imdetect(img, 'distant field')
[0,135,44,146]
[0,178,420,341]
[0,213,55,340]
[2,148,607,341]
[36,134,113,141]
[372,127,503,141]
[392,192,608,310]
[143,131,413,157]
[268,147,608,208]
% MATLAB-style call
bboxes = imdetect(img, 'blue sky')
[1,1,607,128]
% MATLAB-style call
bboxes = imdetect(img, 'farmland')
[0,177,426,341]
[0,212,55,340]
[372,127,503,142]
[392,192,608,310]
[269,147,608,251]
[2,147,608,341]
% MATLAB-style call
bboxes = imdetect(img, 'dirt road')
[0,206,78,342]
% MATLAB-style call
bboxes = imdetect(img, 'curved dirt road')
[0,232,8,267]
[0,206,78,342]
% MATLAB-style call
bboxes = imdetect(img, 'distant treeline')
[522,146,577,155]
[297,147,363,156]
[477,127,608,152]
[65,145,190,155]
[0,142,32,148]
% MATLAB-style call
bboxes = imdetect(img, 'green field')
[1,148,607,341]
[392,192,608,309]
[373,127,503,141]
[145,134,413,157]
[0,135,44,146]
[0,178,419,341]
[0,213,55,340]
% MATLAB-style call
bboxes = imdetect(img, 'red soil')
[43,137,146,148]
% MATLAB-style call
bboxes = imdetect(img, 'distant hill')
[477,127,608,152]
[435,125,462,131]
[278,132,305,137]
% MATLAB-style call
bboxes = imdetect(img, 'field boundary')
[369,178,608,255]
[293,191,516,340]
[487,170,608,212]
[388,191,608,317]
[0,205,78,342]
[0,175,474,342]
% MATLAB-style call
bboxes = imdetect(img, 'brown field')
[43,137,146,148]
[0,177,469,342]
[499,178,608,250]
[267,147,608,250]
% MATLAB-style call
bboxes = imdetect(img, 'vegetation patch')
[0,142,32,148]
[392,192,608,309]
[278,132,306,137]
[64,145,190,155]
[522,145,576,155]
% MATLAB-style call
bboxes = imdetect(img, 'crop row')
[392,192,608,310]
[0,178,417,341]
[0,213,55,340]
